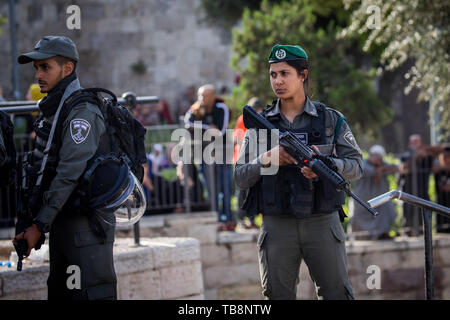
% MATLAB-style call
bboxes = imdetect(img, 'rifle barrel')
[346,188,379,217]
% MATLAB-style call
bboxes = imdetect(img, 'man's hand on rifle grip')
[13,224,42,256]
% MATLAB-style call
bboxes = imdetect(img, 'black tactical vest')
[257,102,345,218]
[29,116,55,213]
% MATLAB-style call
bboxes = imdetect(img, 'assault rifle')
[243,105,378,217]
[14,152,45,271]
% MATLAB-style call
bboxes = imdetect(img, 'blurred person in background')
[149,143,169,174]
[14,83,46,152]
[155,99,174,124]
[350,145,399,240]
[433,145,450,233]
[399,134,443,235]
[135,103,159,126]
[184,84,233,231]
[26,83,47,102]
[0,85,6,102]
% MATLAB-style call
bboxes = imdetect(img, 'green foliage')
[342,0,450,141]
[0,14,7,34]
[230,0,391,136]
[159,168,178,183]
[130,59,147,75]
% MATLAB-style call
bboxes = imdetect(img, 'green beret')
[268,44,308,63]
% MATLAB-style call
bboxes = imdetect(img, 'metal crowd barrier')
[0,92,159,114]
[397,148,440,237]
[347,146,449,242]
[143,127,214,216]
[369,190,450,300]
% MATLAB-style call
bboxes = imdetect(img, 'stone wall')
[0,237,203,300]
[116,212,263,299]
[118,212,450,300]
[0,0,236,111]
[346,236,450,300]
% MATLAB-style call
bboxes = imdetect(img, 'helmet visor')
[97,171,147,227]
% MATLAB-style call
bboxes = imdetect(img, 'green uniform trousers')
[257,212,355,300]
[47,209,117,300]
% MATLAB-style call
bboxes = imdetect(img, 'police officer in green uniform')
[235,44,363,300]
[12,36,117,300]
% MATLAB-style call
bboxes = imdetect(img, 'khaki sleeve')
[36,103,106,226]
[329,110,363,181]
[234,129,281,189]
[234,130,264,189]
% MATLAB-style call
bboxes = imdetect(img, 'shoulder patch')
[70,118,91,144]
[344,131,357,147]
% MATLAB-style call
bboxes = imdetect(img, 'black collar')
[38,72,77,118]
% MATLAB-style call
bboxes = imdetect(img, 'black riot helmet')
[80,154,146,227]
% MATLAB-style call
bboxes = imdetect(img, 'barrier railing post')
[422,208,434,300]
[183,163,192,213]
[208,164,216,213]
[133,221,140,246]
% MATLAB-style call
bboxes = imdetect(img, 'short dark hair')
[53,55,77,70]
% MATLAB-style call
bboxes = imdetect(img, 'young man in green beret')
[13,36,117,300]
[235,44,363,300]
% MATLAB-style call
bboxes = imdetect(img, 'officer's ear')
[300,69,308,83]
[62,61,75,77]
[54,56,75,77]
